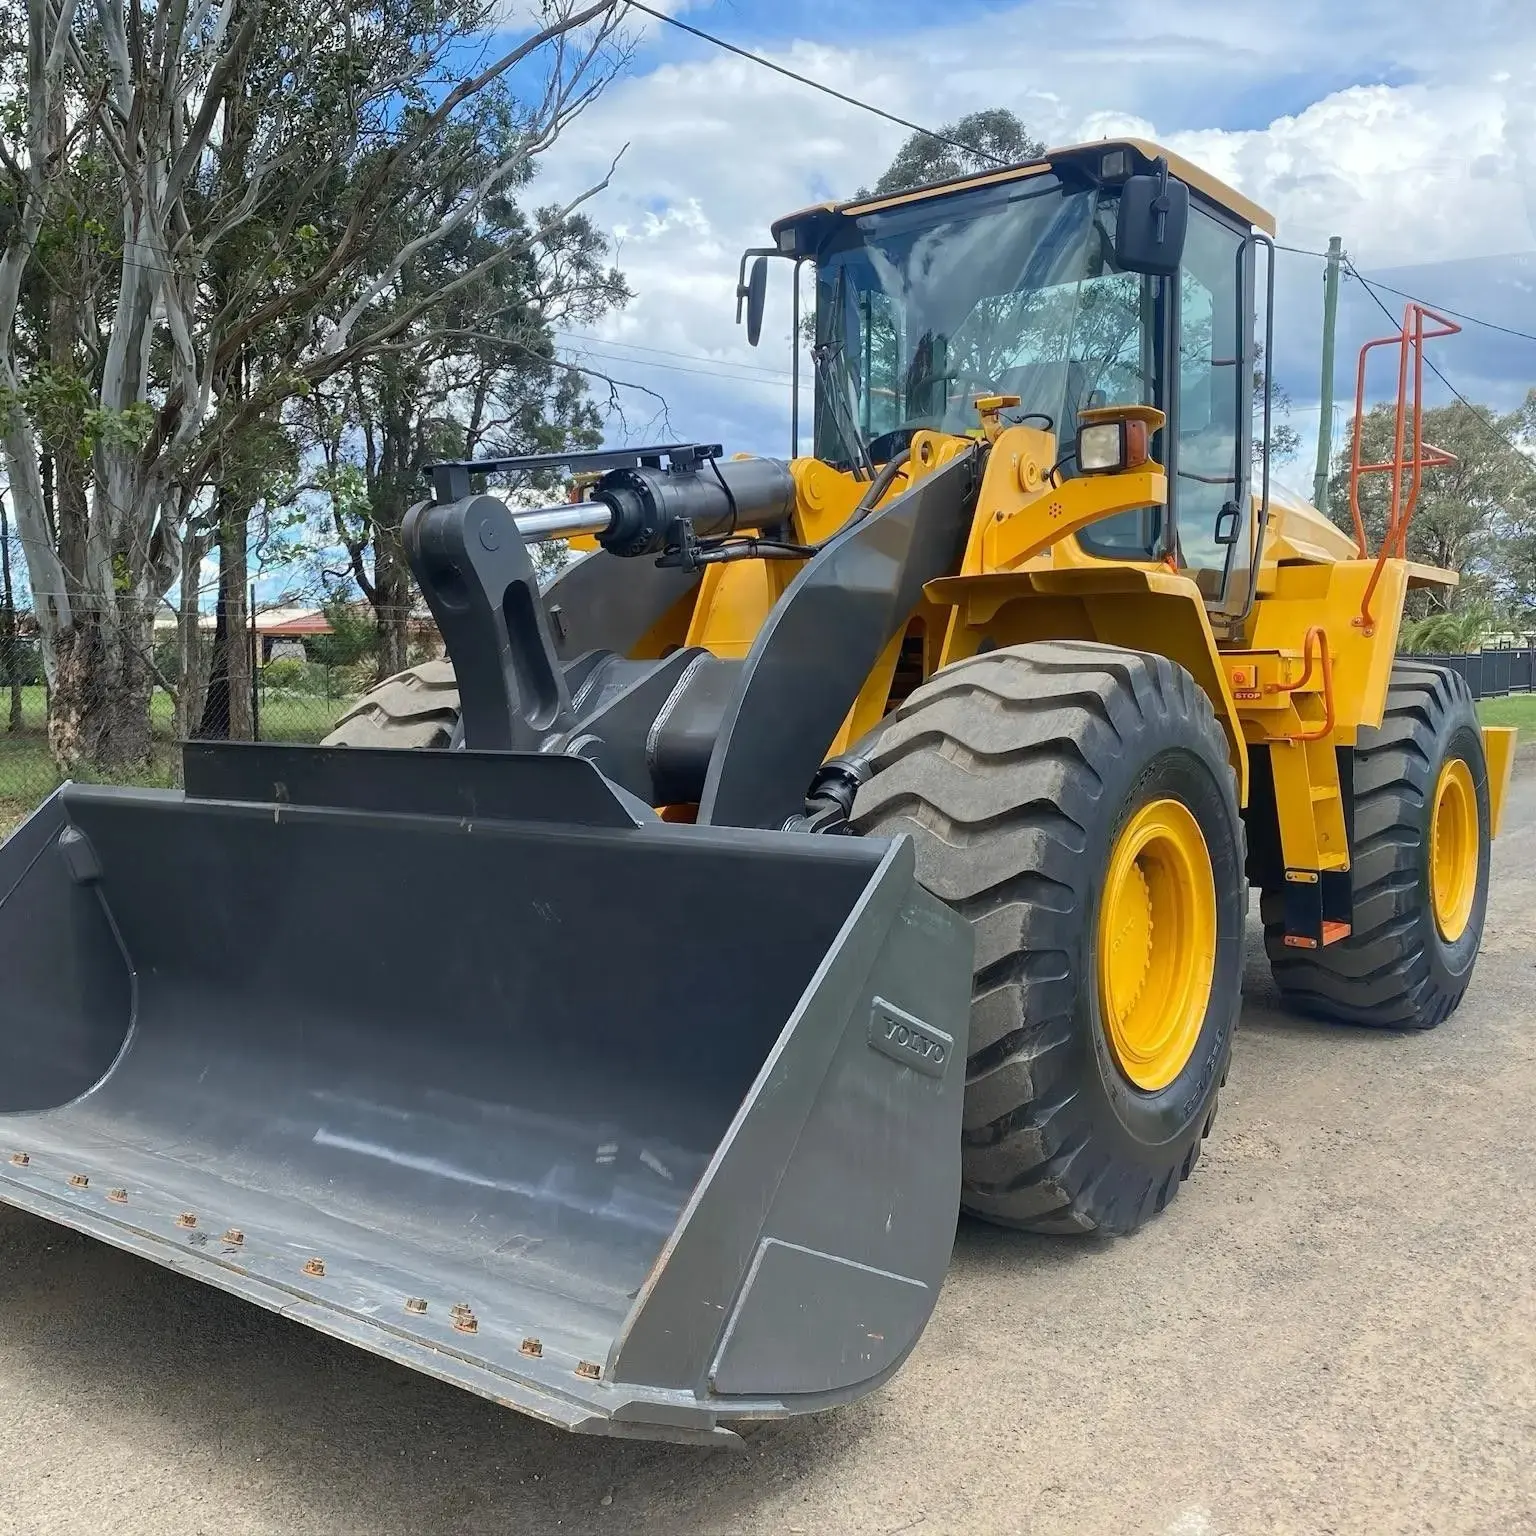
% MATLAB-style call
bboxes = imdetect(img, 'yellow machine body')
[644,138,1513,947]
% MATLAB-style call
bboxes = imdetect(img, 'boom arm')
[401,446,982,826]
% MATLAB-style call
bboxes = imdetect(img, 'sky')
[13,0,1533,611]
[519,0,1536,499]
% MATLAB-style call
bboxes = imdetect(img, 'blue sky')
[519,0,1536,478]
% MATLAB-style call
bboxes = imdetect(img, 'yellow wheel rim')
[1430,757,1479,942]
[1097,798,1218,1093]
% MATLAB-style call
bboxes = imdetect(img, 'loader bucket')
[0,744,972,1444]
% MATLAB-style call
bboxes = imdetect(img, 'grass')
[2,684,1530,845]
[1478,695,1536,731]
[0,683,352,838]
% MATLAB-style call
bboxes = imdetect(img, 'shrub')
[261,658,329,694]
[0,636,44,687]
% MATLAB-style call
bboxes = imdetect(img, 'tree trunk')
[48,603,155,771]
[38,275,161,771]
[372,526,412,682]
[50,290,90,610]
[174,525,216,741]
[0,493,20,732]
[197,493,253,740]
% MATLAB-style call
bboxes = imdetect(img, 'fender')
[926,564,1250,804]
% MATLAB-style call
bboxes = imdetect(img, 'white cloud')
[1176,82,1531,266]
[527,0,1536,452]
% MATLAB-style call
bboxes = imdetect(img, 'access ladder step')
[1281,867,1354,949]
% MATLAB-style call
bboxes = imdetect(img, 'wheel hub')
[1097,798,1218,1092]
[1430,756,1479,942]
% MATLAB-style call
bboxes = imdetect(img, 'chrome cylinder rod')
[496,499,614,543]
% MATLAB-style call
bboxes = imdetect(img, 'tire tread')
[852,640,1241,1233]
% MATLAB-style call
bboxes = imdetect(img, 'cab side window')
[1176,210,1246,596]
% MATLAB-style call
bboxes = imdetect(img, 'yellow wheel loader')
[0,140,1518,1444]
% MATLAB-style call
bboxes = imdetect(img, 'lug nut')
[405,1297,428,1315]
[520,1337,543,1358]
[9,1153,30,1167]
[68,1173,89,1189]
[175,1212,197,1229]
[302,1258,326,1278]
[222,1229,244,1246]
[108,1189,129,1204]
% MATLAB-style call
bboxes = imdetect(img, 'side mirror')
[737,256,769,347]
[1115,162,1189,277]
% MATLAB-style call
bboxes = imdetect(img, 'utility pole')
[1312,235,1343,514]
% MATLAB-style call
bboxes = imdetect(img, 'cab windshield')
[812,174,1164,499]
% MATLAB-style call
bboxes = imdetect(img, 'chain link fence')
[7,616,1528,840]
[0,607,435,837]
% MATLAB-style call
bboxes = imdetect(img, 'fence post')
[250,583,260,742]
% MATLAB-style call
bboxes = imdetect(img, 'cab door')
[1172,205,1255,613]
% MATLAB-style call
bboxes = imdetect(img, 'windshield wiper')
[814,267,876,478]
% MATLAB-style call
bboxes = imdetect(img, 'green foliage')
[1398,599,1502,654]
[1,0,630,756]
[304,598,378,668]
[261,657,311,691]
[863,110,1045,198]
[152,629,183,685]
[1330,391,1536,631]
[0,370,149,458]
[294,153,630,647]
[82,400,156,455]
[0,637,43,688]
[260,657,356,698]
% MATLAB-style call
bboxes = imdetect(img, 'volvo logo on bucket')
[868,999,953,1079]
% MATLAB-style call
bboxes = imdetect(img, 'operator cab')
[748,140,1277,618]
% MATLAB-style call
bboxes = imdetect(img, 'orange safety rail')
[1266,625,1335,743]
[1348,302,1461,632]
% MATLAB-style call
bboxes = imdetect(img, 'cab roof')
[770,137,1276,254]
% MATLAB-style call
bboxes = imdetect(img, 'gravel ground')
[1,769,1534,1536]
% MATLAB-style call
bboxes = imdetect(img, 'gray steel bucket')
[0,745,971,1443]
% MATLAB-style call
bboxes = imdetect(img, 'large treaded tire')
[1262,661,1490,1028]
[323,659,461,748]
[850,640,1245,1235]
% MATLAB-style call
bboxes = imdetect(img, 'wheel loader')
[0,139,1519,1444]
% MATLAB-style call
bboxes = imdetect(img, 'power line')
[554,329,793,379]
[621,0,1007,167]
[1347,276,1536,347]
[1280,242,1536,346]
[562,342,790,389]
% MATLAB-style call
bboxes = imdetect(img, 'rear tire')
[851,641,1245,1234]
[1262,661,1490,1028]
[323,660,461,749]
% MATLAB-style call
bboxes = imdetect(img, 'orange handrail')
[1348,302,1460,633]
[1267,626,1335,743]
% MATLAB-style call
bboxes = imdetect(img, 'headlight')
[1076,415,1153,475]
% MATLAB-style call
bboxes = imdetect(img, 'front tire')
[1262,661,1491,1028]
[323,660,462,749]
[851,641,1245,1234]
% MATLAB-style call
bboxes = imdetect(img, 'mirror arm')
[1152,155,1170,244]
[735,246,783,322]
